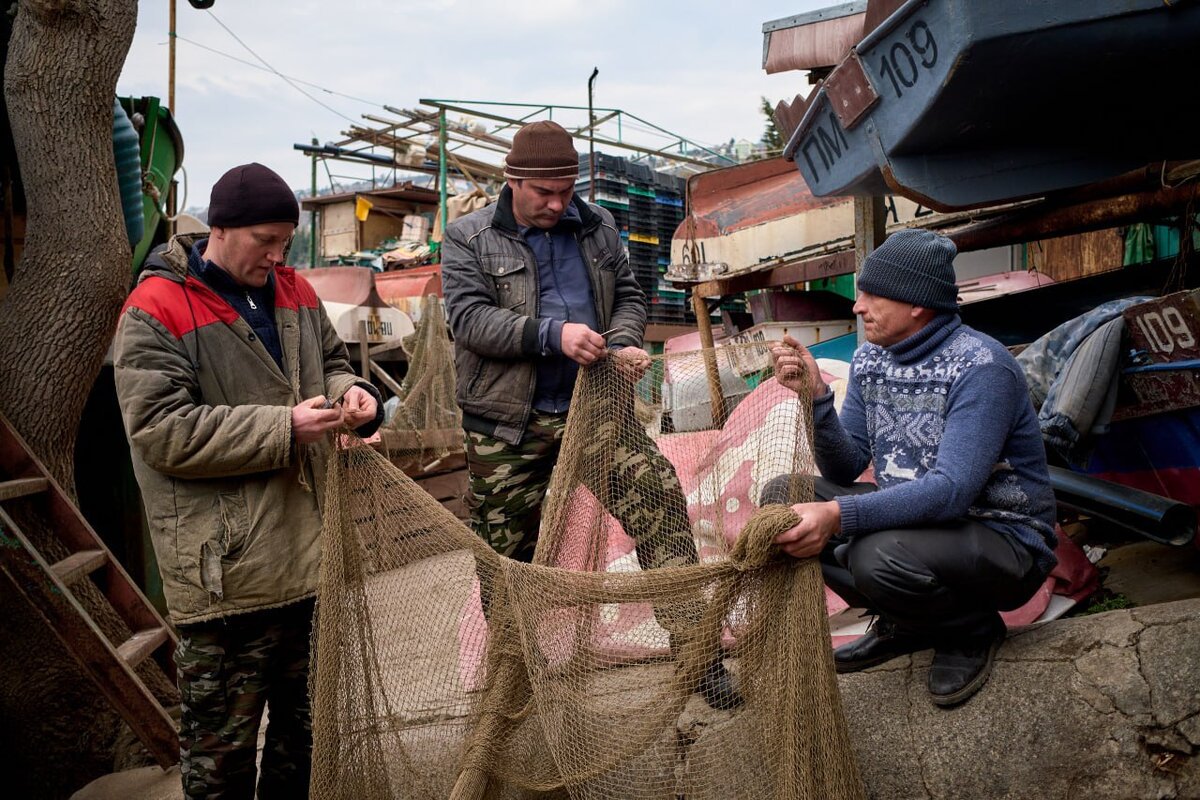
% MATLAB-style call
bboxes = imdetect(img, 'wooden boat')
[783,0,1200,210]
[304,266,415,356]
[667,157,934,284]
[375,263,443,322]
[1076,290,1200,519]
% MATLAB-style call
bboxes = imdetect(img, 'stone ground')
[681,597,1200,799]
[72,534,1200,800]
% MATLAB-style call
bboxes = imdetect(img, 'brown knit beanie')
[208,163,299,228]
[504,121,579,180]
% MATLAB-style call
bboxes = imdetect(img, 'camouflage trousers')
[465,409,697,571]
[176,598,314,800]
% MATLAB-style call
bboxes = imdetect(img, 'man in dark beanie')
[766,228,1056,707]
[442,121,741,710]
[113,162,382,798]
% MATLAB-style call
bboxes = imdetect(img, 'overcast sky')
[117,0,828,208]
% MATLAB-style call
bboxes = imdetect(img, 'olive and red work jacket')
[114,233,378,625]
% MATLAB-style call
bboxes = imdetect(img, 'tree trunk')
[0,3,143,798]
[0,0,136,486]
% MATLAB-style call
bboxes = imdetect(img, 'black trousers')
[762,476,1046,640]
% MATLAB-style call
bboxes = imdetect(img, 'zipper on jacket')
[245,291,257,310]
[546,230,573,410]
[518,236,539,433]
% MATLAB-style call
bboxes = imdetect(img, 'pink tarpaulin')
[456,377,1100,686]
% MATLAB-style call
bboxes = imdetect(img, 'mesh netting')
[382,294,463,470]
[312,343,866,799]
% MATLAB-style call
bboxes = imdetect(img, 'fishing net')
[311,342,865,800]
[381,294,462,471]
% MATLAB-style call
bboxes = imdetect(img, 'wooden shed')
[301,182,439,263]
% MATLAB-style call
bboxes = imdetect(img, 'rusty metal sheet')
[300,181,439,209]
[678,158,844,237]
[862,0,909,35]
[690,250,857,297]
[773,94,810,148]
[1115,290,1200,421]
[825,51,880,130]
[762,7,867,74]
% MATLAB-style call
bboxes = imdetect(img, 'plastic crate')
[626,163,654,184]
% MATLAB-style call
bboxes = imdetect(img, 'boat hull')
[785,0,1200,209]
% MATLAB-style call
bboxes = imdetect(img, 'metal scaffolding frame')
[297,98,739,249]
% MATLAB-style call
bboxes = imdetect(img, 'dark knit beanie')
[856,228,959,312]
[504,121,579,180]
[207,163,299,228]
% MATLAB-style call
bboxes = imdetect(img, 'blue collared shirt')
[521,205,599,413]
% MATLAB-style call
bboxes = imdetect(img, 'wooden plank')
[50,549,108,586]
[415,469,469,502]
[319,201,358,261]
[0,416,171,639]
[0,413,179,678]
[1124,290,1200,363]
[1026,228,1124,282]
[358,320,371,379]
[688,250,856,297]
[403,450,467,478]
[853,195,887,344]
[116,627,170,670]
[0,508,178,767]
[691,287,727,427]
[45,491,167,637]
[643,323,698,344]
[442,496,470,521]
[380,427,463,452]
[370,360,405,398]
[0,476,48,502]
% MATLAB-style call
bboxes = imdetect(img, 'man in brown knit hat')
[443,121,740,709]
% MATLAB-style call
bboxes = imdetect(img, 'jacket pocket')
[481,256,528,311]
[466,357,487,397]
[591,245,618,271]
[217,490,251,558]
[200,490,251,599]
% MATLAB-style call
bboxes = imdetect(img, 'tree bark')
[0,0,137,487]
[0,4,145,798]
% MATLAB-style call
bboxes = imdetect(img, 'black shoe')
[697,659,743,711]
[833,617,931,674]
[928,628,1005,707]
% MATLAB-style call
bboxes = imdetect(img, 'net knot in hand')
[730,504,802,571]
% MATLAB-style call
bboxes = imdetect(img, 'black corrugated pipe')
[1048,466,1196,547]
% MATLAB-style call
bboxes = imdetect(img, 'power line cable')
[202,9,366,125]
[175,21,731,161]
[173,34,386,109]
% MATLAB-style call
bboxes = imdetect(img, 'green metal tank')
[112,98,144,246]
[118,96,185,272]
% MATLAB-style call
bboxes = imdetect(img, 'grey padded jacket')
[442,186,646,444]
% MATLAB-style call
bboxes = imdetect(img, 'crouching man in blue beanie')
[765,228,1057,707]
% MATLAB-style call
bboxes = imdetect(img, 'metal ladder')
[0,412,178,768]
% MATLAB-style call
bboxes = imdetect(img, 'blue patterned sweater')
[812,314,1058,573]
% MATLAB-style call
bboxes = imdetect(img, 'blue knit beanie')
[856,228,959,312]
